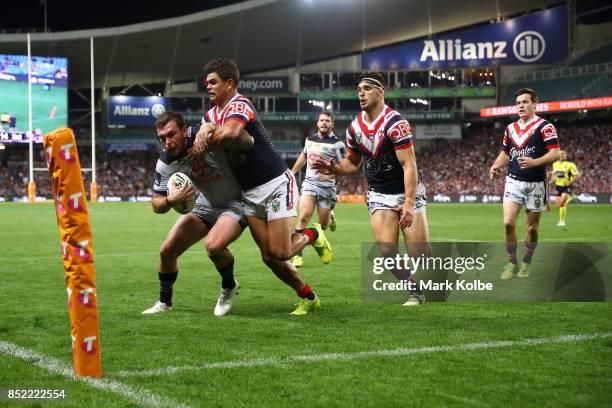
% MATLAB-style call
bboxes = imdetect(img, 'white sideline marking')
[111,332,612,378]
[434,391,487,407]
[0,340,191,408]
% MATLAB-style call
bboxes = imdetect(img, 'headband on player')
[359,77,385,90]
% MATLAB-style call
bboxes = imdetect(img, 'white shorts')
[242,170,298,221]
[366,181,427,215]
[301,179,337,210]
[503,176,546,212]
[192,194,246,229]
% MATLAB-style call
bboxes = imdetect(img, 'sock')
[158,271,178,306]
[408,274,422,294]
[390,267,412,282]
[302,227,319,244]
[523,242,537,264]
[560,206,567,222]
[216,261,236,289]
[297,284,316,300]
[505,243,518,265]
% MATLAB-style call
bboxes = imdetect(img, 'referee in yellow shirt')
[550,150,580,227]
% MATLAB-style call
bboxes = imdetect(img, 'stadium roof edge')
[0,0,282,42]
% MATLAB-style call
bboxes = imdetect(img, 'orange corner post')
[44,128,102,378]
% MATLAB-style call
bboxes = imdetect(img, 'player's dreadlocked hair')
[204,59,240,84]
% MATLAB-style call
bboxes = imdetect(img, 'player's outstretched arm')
[291,153,307,174]
[395,147,418,229]
[312,150,362,176]
[490,150,510,179]
[188,121,249,158]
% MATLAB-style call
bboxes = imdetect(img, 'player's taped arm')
[395,147,418,208]
[291,153,307,174]
[152,194,172,214]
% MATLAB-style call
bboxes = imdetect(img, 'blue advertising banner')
[363,7,566,69]
[107,96,169,127]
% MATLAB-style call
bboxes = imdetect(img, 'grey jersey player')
[290,112,345,267]
[143,111,252,317]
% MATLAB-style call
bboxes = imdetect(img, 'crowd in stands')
[415,123,612,195]
[0,123,610,200]
[0,147,156,200]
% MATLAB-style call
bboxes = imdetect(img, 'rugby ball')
[167,172,196,214]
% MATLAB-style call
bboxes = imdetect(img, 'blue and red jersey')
[502,115,559,182]
[346,106,414,194]
[203,93,287,190]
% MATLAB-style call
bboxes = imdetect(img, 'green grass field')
[1,203,611,407]
[0,80,67,134]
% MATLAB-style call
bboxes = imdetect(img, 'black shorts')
[556,185,571,195]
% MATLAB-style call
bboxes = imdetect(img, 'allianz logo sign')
[113,103,166,117]
[419,30,546,63]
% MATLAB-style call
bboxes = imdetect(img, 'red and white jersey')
[346,106,413,194]
[502,115,559,182]
[202,93,287,190]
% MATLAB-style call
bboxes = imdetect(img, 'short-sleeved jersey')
[552,160,579,187]
[502,115,559,182]
[346,106,413,194]
[302,133,346,188]
[152,126,242,207]
[202,93,287,191]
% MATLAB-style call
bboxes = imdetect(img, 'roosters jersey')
[153,126,242,207]
[502,115,559,182]
[202,93,287,191]
[346,106,413,194]
[303,133,346,188]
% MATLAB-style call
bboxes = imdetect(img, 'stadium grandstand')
[1,0,610,204]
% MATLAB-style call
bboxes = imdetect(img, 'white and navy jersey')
[346,106,414,194]
[152,126,242,207]
[303,133,346,188]
[502,115,559,182]
[202,93,287,191]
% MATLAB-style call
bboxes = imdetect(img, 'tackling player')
[312,72,430,306]
[142,111,251,316]
[490,88,560,279]
[550,150,580,227]
[189,59,330,315]
[290,112,345,267]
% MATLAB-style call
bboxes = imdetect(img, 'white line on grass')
[111,332,612,378]
[0,340,192,408]
[434,391,488,407]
